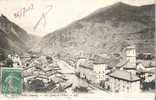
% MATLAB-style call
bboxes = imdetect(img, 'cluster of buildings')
[0,45,154,93]
[7,54,22,68]
[22,55,72,92]
[76,46,155,93]
[1,54,72,92]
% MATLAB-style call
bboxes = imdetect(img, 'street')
[56,59,109,94]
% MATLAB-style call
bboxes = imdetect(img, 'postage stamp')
[1,68,23,95]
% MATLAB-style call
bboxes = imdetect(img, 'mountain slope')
[0,14,30,54]
[82,2,154,26]
[28,34,41,53]
[40,2,155,58]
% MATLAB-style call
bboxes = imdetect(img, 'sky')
[0,0,155,36]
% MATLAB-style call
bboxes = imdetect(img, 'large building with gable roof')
[108,70,140,93]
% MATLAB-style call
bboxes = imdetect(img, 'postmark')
[1,68,23,95]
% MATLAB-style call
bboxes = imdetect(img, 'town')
[0,45,155,93]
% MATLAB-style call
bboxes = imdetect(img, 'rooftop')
[108,70,140,82]
[126,45,136,49]
[79,55,121,69]
[79,64,93,70]
[123,65,136,69]
[93,57,110,64]
[41,66,53,72]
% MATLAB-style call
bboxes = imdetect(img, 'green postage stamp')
[1,68,23,95]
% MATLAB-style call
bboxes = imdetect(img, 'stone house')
[77,57,109,84]
[108,70,140,93]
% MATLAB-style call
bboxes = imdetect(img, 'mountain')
[27,34,41,53]
[40,2,155,58]
[0,14,30,54]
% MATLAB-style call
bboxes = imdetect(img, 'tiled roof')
[23,65,35,70]
[93,57,110,64]
[126,45,135,49]
[36,74,49,79]
[123,65,136,69]
[41,66,53,72]
[79,64,93,70]
[51,76,65,83]
[79,58,94,70]
[79,55,121,70]
[108,70,140,82]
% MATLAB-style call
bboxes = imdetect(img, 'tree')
[73,86,89,92]
[28,79,46,92]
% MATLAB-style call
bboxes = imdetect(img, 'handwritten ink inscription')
[14,4,34,18]
[33,5,53,30]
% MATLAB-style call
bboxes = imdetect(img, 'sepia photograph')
[0,0,155,100]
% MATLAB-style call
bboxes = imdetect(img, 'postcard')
[0,0,155,100]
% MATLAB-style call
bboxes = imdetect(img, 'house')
[23,67,35,77]
[144,69,155,83]
[24,75,36,85]
[41,65,53,73]
[49,75,66,84]
[78,60,97,83]
[8,54,22,68]
[137,53,154,60]
[108,70,140,93]
[77,56,110,84]
[136,62,155,82]
[92,58,109,83]
[34,74,49,84]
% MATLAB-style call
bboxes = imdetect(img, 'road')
[56,59,109,94]
[56,59,75,74]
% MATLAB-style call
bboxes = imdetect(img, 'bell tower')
[125,45,136,69]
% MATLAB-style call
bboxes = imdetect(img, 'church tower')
[125,45,136,69]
